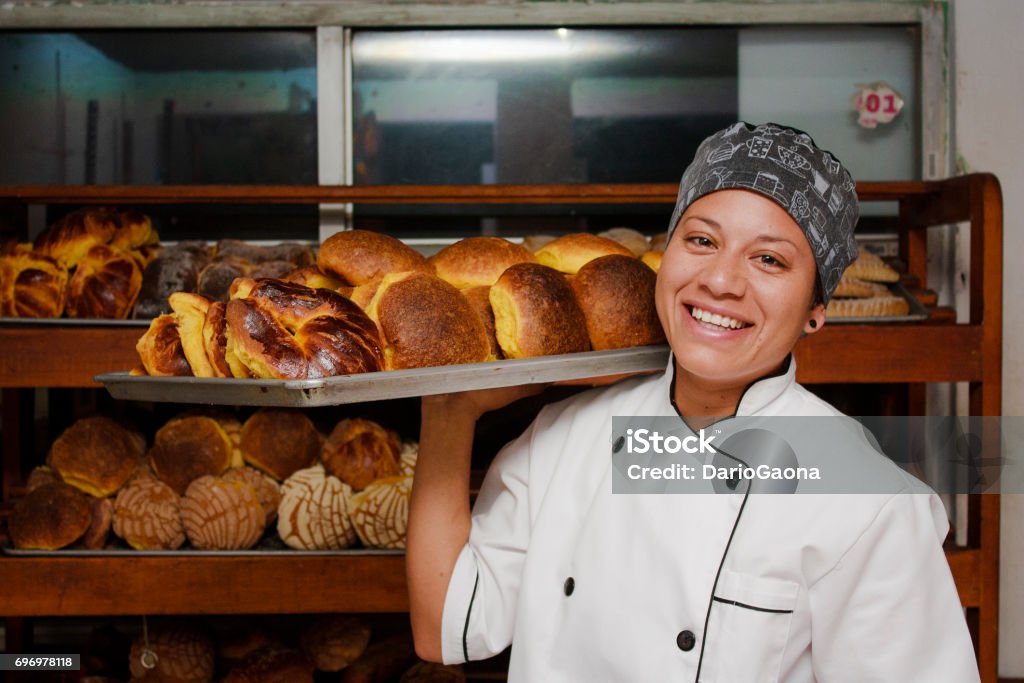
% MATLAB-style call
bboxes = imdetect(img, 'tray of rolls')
[97,226,673,406]
[824,248,928,323]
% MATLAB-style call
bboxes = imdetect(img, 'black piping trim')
[711,596,794,614]
[462,571,479,662]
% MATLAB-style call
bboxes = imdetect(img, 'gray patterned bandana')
[667,122,859,305]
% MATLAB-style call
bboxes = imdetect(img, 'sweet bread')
[225,278,384,379]
[570,255,665,351]
[277,464,357,550]
[534,233,634,274]
[640,250,663,273]
[0,252,68,318]
[597,227,649,257]
[240,408,322,482]
[348,474,412,549]
[321,417,400,491]
[843,248,900,283]
[317,229,432,286]
[65,243,143,319]
[128,625,215,683]
[112,476,186,550]
[46,416,144,498]
[489,263,590,358]
[34,208,118,271]
[224,644,315,683]
[181,475,265,550]
[8,481,93,550]
[148,415,234,495]
[462,285,502,360]
[299,615,372,673]
[136,313,193,376]
[169,292,216,377]
[223,466,281,528]
[201,300,235,378]
[826,295,910,318]
[832,275,892,299]
[428,236,536,289]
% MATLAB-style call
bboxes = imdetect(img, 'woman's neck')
[671,357,789,430]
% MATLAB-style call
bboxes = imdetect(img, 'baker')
[407,122,979,681]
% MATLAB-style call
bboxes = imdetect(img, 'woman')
[407,122,978,681]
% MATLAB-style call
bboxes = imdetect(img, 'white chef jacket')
[440,357,979,682]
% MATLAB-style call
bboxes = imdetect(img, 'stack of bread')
[826,248,910,319]
[131,226,666,379]
[0,207,158,319]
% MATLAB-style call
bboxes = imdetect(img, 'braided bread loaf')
[0,252,68,317]
[225,278,384,379]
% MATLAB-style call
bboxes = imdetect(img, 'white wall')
[952,0,1024,676]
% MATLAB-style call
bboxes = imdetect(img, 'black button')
[563,577,575,596]
[613,436,625,453]
[676,629,696,651]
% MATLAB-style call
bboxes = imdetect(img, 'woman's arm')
[407,385,545,662]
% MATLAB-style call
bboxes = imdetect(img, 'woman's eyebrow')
[683,215,721,230]
[755,234,799,248]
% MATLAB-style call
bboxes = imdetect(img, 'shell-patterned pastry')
[181,475,264,550]
[128,624,215,683]
[398,441,418,477]
[112,477,185,551]
[223,466,281,528]
[277,464,356,550]
[347,475,412,549]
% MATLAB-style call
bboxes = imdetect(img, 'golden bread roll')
[832,274,892,299]
[223,466,281,528]
[136,313,193,376]
[26,465,62,491]
[277,464,357,550]
[366,271,492,370]
[521,234,556,253]
[321,417,400,491]
[34,208,117,271]
[534,233,634,274]
[640,249,663,273]
[318,229,433,286]
[181,475,264,550]
[462,285,502,359]
[224,645,315,683]
[201,300,239,378]
[79,495,114,550]
[490,263,590,358]
[844,248,900,283]
[598,227,649,257]
[0,252,68,317]
[400,661,467,682]
[128,625,215,683]
[111,209,158,251]
[428,236,536,289]
[112,476,186,550]
[283,265,350,294]
[300,615,372,673]
[225,279,384,379]
[149,416,234,495]
[348,474,412,549]
[826,295,910,318]
[240,408,322,482]
[167,292,216,377]
[46,416,144,498]
[570,255,666,351]
[8,481,93,550]
[66,243,143,319]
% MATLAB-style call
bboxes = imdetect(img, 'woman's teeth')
[690,306,749,330]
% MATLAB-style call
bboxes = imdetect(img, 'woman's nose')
[699,253,746,298]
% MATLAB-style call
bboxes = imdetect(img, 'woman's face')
[655,189,826,390]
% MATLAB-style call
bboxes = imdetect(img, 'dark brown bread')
[299,615,372,672]
[318,230,433,286]
[462,285,502,359]
[46,416,145,498]
[148,415,234,495]
[428,236,536,288]
[366,271,491,370]
[241,408,323,482]
[133,241,211,319]
[9,482,93,550]
[570,254,666,350]
[489,263,590,358]
[321,417,400,490]
[197,256,249,302]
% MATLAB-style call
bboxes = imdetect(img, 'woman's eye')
[688,236,713,248]
[758,254,784,267]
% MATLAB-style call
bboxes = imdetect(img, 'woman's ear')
[804,303,826,335]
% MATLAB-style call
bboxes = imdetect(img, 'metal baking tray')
[96,345,671,407]
[0,316,151,327]
[825,282,929,324]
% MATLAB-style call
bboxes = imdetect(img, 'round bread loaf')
[462,285,501,359]
[299,615,372,672]
[641,249,663,273]
[136,313,193,376]
[428,236,536,289]
[66,243,143,319]
[197,257,249,303]
[366,271,492,370]
[128,625,215,683]
[224,645,315,683]
[181,475,264,550]
[570,254,666,351]
[225,278,384,379]
[277,464,356,550]
[318,229,432,286]
[149,416,234,495]
[598,227,649,257]
[240,408,322,482]
[168,292,216,378]
[46,416,144,498]
[347,474,412,549]
[534,233,634,274]
[321,417,400,491]
[25,465,62,492]
[223,466,281,528]
[112,476,186,550]
[8,481,93,550]
[0,252,68,318]
[34,208,117,271]
[489,263,590,358]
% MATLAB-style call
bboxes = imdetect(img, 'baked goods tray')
[0,316,151,327]
[825,282,929,324]
[2,545,403,557]
[96,345,671,407]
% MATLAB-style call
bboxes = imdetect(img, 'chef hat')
[666,122,860,305]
